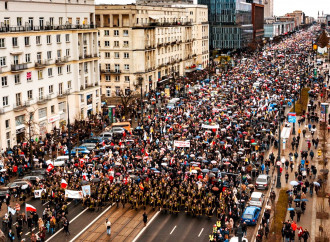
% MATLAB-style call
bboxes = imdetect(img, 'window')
[114,30,119,36]
[104,41,110,47]
[124,76,130,82]
[123,30,129,36]
[123,41,129,47]
[49,85,53,94]
[12,37,18,47]
[105,64,110,71]
[114,41,119,47]
[24,36,30,46]
[115,75,120,82]
[67,64,71,73]
[115,86,120,96]
[105,75,110,81]
[27,90,33,100]
[1,76,8,86]
[48,68,53,77]
[125,88,131,95]
[26,72,32,82]
[0,57,6,66]
[67,80,71,89]
[38,107,47,119]
[105,52,110,58]
[104,30,109,36]
[56,34,61,43]
[124,52,129,59]
[124,64,129,70]
[59,83,63,95]
[65,34,70,42]
[17,17,22,26]
[14,74,20,84]
[114,64,120,72]
[25,54,31,63]
[66,49,70,57]
[15,93,21,106]
[13,56,18,65]
[58,66,62,75]
[36,36,41,45]
[38,70,43,80]
[38,87,44,99]
[114,52,120,59]
[51,105,55,114]
[3,96,8,106]
[84,63,88,73]
[0,38,5,48]
[5,120,10,129]
[106,87,111,97]
[47,51,52,60]
[46,35,51,44]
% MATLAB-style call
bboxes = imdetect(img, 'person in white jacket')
[106,219,111,235]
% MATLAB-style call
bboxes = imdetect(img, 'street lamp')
[292,92,296,135]
[276,105,283,188]
[137,76,144,122]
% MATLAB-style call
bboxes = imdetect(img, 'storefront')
[48,114,60,129]
[15,115,25,144]
[86,94,93,117]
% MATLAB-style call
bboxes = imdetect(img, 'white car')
[230,237,248,242]
[249,192,264,207]
[46,156,69,166]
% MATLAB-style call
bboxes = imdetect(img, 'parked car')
[65,146,90,155]
[81,143,96,151]
[99,132,113,141]
[316,59,323,65]
[7,180,32,190]
[46,156,69,166]
[230,237,248,242]
[22,175,45,183]
[109,127,126,135]
[82,137,102,144]
[241,206,261,225]
[249,192,264,207]
[255,174,271,190]
[0,187,9,202]
[29,169,47,176]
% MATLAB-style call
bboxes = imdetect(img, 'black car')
[0,187,9,202]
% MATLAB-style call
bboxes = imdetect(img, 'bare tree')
[118,89,136,118]
[23,108,39,163]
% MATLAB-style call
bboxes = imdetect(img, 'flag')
[139,183,144,190]
[61,179,68,189]
[8,206,16,215]
[47,164,54,172]
[26,203,37,212]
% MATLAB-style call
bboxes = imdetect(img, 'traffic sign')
[288,112,296,123]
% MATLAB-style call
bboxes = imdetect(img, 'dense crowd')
[0,26,329,242]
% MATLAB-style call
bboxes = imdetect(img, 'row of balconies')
[146,21,193,27]
[79,53,98,60]
[100,69,121,74]
[80,83,99,91]
[0,24,95,33]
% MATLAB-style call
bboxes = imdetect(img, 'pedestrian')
[106,218,111,235]
[63,219,70,235]
[302,229,310,242]
[8,229,15,242]
[289,209,295,221]
[143,212,148,226]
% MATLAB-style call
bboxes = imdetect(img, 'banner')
[34,189,46,198]
[174,140,190,148]
[65,190,83,199]
[81,185,91,197]
[201,124,219,129]
[288,112,296,123]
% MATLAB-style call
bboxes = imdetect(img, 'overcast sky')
[95,0,330,18]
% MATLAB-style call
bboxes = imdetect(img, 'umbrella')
[301,199,309,202]
[294,199,301,202]
[191,170,197,174]
[115,172,121,176]
[211,168,219,172]
[313,181,320,186]
[300,168,306,171]
[161,163,168,166]
[81,180,89,185]
[209,173,216,177]
[288,208,295,211]
[154,171,160,173]
[224,162,231,165]
[211,160,217,164]
[92,178,100,182]
[202,169,209,173]
[202,160,209,163]
[290,181,299,186]
[212,187,219,191]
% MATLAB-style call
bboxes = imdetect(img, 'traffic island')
[290,87,310,115]
[270,189,288,240]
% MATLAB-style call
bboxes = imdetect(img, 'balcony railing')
[13,101,30,111]
[11,63,28,72]
[55,56,69,65]
[35,60,50,69]
[0,24,95,33]
[100,69,121,74]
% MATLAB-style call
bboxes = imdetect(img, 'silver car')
[255,174,271,190]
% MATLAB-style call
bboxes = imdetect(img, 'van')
[169,98,180,104]
[111,122,131,132]
[46,156,69,166]
[316,59,323,65]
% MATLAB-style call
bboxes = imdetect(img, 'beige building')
[95,4,209,98]
[0,0,100,150]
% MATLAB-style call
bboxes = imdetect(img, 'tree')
[118,89,136,117]
[23,108,39,164]
[318,30,329,48]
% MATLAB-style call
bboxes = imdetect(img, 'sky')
[95,0,330,18]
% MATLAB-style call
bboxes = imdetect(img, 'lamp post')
[292,92,296,135]
[276,106,282,188]
[137,76,144,122]
[67,95,72,165]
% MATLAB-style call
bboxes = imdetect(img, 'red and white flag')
[46,164,54,172]
[61,179,68,189]
[26,203,36,212]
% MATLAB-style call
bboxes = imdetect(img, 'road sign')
[288,112,296,123]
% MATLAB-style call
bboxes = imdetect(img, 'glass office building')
[199,0,254,50]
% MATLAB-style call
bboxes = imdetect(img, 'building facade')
[262,0,273,19]
[0,0,100,150]
[264,21,295,38]
[198,0,254,50]
[96,4,209,98]
[136,0,194,6]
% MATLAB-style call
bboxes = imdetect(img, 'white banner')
[34,189,46,198]
[65,190,83,199]
[201,124,219,129]
[174,140,190,148]
[81,185,91,197]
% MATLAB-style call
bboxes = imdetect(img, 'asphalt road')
[137,211,216,242]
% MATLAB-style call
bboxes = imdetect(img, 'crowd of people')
[0,25,329,242]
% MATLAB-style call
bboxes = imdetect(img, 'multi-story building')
[263,0,273,19]
[264,21,295,38]
[0,0,100,150]
[136,0,194,6]
[199,0,255,50]
[96,4,209,98]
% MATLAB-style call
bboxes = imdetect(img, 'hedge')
[270,189,289,240]
[290,87,310,116]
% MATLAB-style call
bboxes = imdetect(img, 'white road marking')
[32,228,35,231]
[170,225,177,235]
[45,207,88,242]
[25,232,30,236]
[69,203,115,242]
[198,228,204,237]
[42,201,49,206]
[132,210,161,242]
[13,222,17,225]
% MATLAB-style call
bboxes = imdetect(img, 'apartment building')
[95,4,209,98]
[0,0,100,150]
